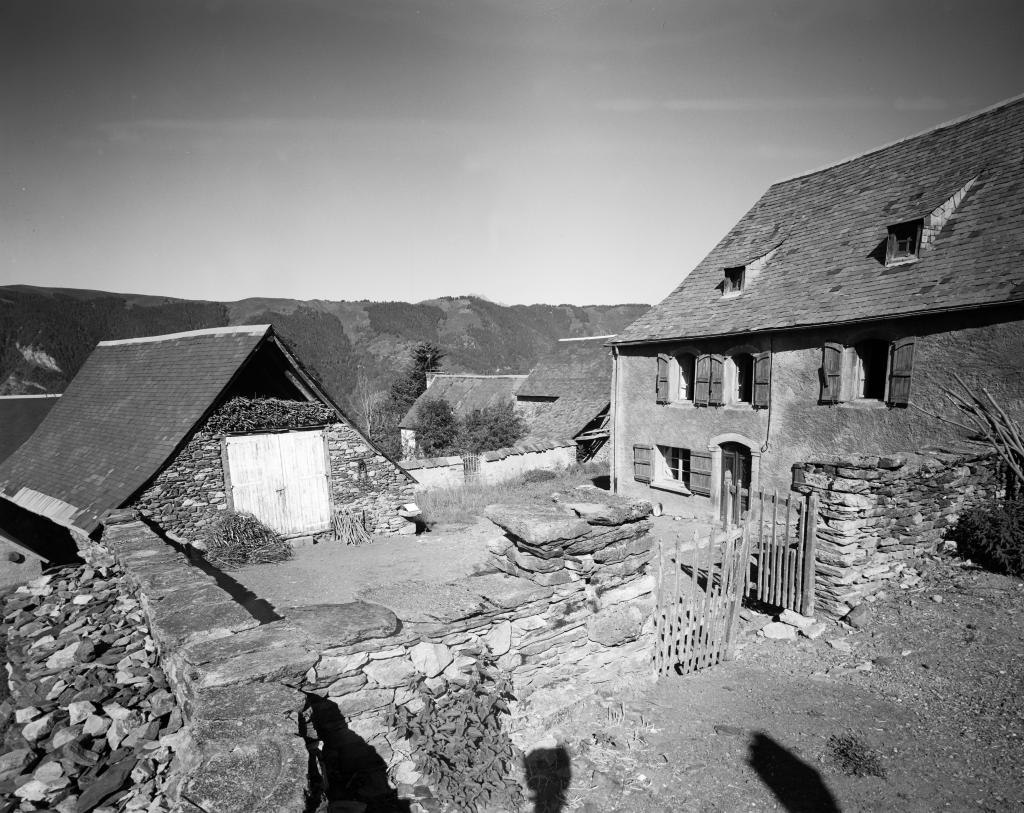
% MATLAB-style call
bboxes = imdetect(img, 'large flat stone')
[187,643,319,693]
[357,581,485,623]
[190,681,307,722]
[183,731,309,813]
[464,572,555,609]
[285,602,399,647]
[148,599,260,650]
[484,504,590,547]
[179,622,311,664]
[564,501,653,526]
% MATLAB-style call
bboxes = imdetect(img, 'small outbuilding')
[515,336,614,462]
[0,325,416,548]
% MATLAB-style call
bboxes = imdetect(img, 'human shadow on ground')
[524,746,572,813]
[747,732,841,813]
[305,694,413,813]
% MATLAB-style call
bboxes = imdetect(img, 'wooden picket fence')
[749,489,818,616]
[654,526,752,676]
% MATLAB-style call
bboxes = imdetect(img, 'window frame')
[885,220,924,266]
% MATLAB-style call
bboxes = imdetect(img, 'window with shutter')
[820,342,844,403]
[689,451,712,496]
[709,355,726,406]
[752,351,772,409]
[888,337,915,406]
[656,354,670,404]
[632,444,653,483]
[693,355,711,406]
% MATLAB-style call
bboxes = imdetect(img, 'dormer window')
[723,266,745,296]
[885,219,923,265]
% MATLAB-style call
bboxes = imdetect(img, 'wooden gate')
[654,527,752,676]
[463,453,482,479]
[225,430,332,536]
[749,490,818,616]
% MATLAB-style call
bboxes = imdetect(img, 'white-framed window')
[654,444,713,496]
[731,353,754,404]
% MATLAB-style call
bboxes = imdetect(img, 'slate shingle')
[614,95,1024,345]
[0,326,269,532]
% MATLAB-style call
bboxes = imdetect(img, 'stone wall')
[98,498,658,811]
[402,441,577,491]
[132,419,415,540]
[793,451,1001,619]
[325,422,416,535]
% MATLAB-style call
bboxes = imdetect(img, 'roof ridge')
[97,324,271,346]
[0,394,61,400]
[429,373,529,379]
[557,335,616,342]
[773,92,1024,185]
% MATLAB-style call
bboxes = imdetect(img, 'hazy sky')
[2,1,1022,306]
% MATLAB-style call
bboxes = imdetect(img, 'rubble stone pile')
[794,451,999,618]
[0,546,186,813]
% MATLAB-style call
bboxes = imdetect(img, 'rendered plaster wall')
[613,306,1024,512]
[793,452,1000,618]
[402,443,577,491]
[133,420,416,540]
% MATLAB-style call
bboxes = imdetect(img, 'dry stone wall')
[793,451,1000,618]
[402,440,577,491]
[96,499,658,812]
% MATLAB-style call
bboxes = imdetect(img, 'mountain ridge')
[0,285,649,417]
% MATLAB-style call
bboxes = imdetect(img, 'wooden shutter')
[656,354,670,404]
[693,355,711,406]
[752,351,772,409]
[820,342,844,403]
[632,444,653,483]
[708,355,725,406]
[690,451,712,496]
[888,337,915,406]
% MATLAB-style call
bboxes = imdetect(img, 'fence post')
[723,471,733,529]
[801,492,818,616]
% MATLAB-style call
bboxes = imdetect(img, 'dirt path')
[529,555,1024,813]
[229,518,496,610]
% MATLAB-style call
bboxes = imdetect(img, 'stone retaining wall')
[793,451,1001,618]
[96,498,658,811]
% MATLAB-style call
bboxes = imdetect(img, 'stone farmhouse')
[609,95,1024,519]
[515,335,614,462]
[399,373,527,457]
[0,325,415,556]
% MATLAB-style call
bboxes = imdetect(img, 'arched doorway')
[720,441,752,523]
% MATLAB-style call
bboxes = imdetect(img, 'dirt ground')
[230,518,496,610]
[525,554,1024,813]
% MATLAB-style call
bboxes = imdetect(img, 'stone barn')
[0,325,415,549]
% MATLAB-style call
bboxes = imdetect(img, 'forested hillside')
[0,285,648,417]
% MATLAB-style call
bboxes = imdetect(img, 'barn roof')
[518,336,613,442]
[399,374,528,430]
[0,395,61,464]
[0,325,399,534]
[614,94,1024,345]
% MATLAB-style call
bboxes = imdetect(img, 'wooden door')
[720,442,751,523]
[225,430,331,536]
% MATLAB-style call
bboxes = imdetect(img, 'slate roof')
[614,95,1024,345]
[0,324,402,534]
[400,375,527,430]
[518,336,613,442]
[0,395,60,464]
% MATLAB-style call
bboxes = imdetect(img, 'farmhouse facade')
[0,325,415,546]
[610,96,1024,518]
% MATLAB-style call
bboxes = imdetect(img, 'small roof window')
[885,220,923,266]
[723,267,745,296]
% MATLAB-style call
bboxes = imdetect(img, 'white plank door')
[225,430,331,536]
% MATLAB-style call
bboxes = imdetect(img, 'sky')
[1,1,1023,307]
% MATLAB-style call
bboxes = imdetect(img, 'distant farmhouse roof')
[399,374,528,430]
[614,94,1024,345]
[0,325,394,534]
[0,395,61,464]
[518,336,613,443]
